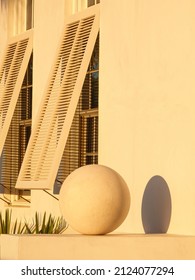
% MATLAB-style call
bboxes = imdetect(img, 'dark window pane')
[88,0,95,7]
[91,71,98,108]
[25,126,31,148]
[86,156,93,164]
[88,35,99,71]
[82,74,90,110]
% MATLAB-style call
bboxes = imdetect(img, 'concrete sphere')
[59,164,130,235]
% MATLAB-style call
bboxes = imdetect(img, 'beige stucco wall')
[100,0,195,234]
[2,234,195,260]
[1,0,195,237]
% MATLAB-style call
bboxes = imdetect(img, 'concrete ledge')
[1,234,195,260]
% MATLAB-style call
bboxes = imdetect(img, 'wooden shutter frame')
[0,30,33,156]
[16,4,100,190]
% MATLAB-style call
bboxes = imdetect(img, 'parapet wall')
[1,234,195,260]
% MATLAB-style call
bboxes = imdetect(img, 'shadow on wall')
[141,175,172,233]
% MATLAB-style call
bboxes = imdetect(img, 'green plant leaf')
[0,209,68,235]
[41,212,46,233]
[35,212,39,234]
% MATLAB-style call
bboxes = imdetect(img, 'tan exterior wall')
[1,0,195,237]
[100,0,195,234]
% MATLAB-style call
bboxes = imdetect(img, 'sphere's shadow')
[141,175,172,233]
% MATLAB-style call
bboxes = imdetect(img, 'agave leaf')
[24,223,31,234]
[53,216,67,234]
[0,211,68,235]
[0,212,3,234]
[5,209,9,233]
[17,221,21,234]
[50,217,56,234]
[12,219,18,234]
[41,212,46,233]
[5,209,12,233]
[58,217,68,234]
[24,221,34,234]
[15,221,26,234]
[45,214,52,234]
[4,210,7,232]
[55,217,63,234]
[53,217,59,234]
[20,223,27,234]
[35,212,39,234]
[1,213,6,234]
[0,209,12,233]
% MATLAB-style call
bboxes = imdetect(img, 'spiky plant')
[0,209,26,234]
[25,212,68,234]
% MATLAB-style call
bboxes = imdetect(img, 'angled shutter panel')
[0,30,33,155]
[16,5,100,190]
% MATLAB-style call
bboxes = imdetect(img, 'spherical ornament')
[59,164,130,235]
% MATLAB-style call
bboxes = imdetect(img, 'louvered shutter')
[16,5,100,190]
[57,34,99,189]
[0,30,33,155]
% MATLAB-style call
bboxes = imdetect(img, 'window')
[88,0,100,7]
[8,0,34,36]
[65,0,100,15]
[26,0,34,30]
[0,30,33,204]
[80,34,99,165]
[16,5,100,190]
